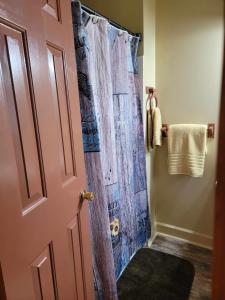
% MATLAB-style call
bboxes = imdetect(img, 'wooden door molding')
[213,13,225,300]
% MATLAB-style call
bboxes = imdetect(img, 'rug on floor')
[117,248,195,300]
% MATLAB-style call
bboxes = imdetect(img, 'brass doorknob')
[80,190,94,201]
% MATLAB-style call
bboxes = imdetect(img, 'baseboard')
[156,222,213,250]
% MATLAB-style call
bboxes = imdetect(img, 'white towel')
[168,124,207,177]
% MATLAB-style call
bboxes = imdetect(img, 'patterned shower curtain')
[71,2,150,299]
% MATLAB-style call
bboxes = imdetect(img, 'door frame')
[213,6,225,298]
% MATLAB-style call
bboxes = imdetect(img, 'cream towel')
[146,109,152,151]
[153,107,162,147]
[168,124,207,177]
[146,97,162,150]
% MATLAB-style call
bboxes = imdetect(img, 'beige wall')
[154,0,224,248]
[81,0,143,53]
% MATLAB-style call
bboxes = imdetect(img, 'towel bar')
[161,124,215,138]
[146,86,155,94]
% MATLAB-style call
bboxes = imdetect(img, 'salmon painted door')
[0,0,94,299]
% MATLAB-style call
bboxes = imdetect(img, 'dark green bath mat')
[117,248,195,300]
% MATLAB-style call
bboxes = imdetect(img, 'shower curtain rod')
[81,4,142,41]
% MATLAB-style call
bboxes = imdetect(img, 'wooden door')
[0,0,94,299]
[213,45,225,299]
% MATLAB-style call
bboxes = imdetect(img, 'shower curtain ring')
[92,15,98,24]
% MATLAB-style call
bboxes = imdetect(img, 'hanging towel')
[153,107,162,148]
[146,95,162,150]
[146,99,154,151]
[168,124,207,177]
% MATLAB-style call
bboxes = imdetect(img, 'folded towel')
[168,124,207,177]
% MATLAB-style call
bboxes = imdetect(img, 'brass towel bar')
[145,86,215,139]
[161,124,215,138]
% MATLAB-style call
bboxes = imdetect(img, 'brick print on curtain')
[72,2,150,299]
[108,27,150,278]
[71,0,100,152]
[72,3,118,299]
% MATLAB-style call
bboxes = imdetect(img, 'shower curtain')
[72,2,150,299]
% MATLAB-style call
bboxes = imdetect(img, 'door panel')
[47,43,76,180]
[0,0,94,299]
[0,22,47,209]
[42,0,61,21]
[0,264,6,300]
[68,217,85,300]
[32,243,58,300]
